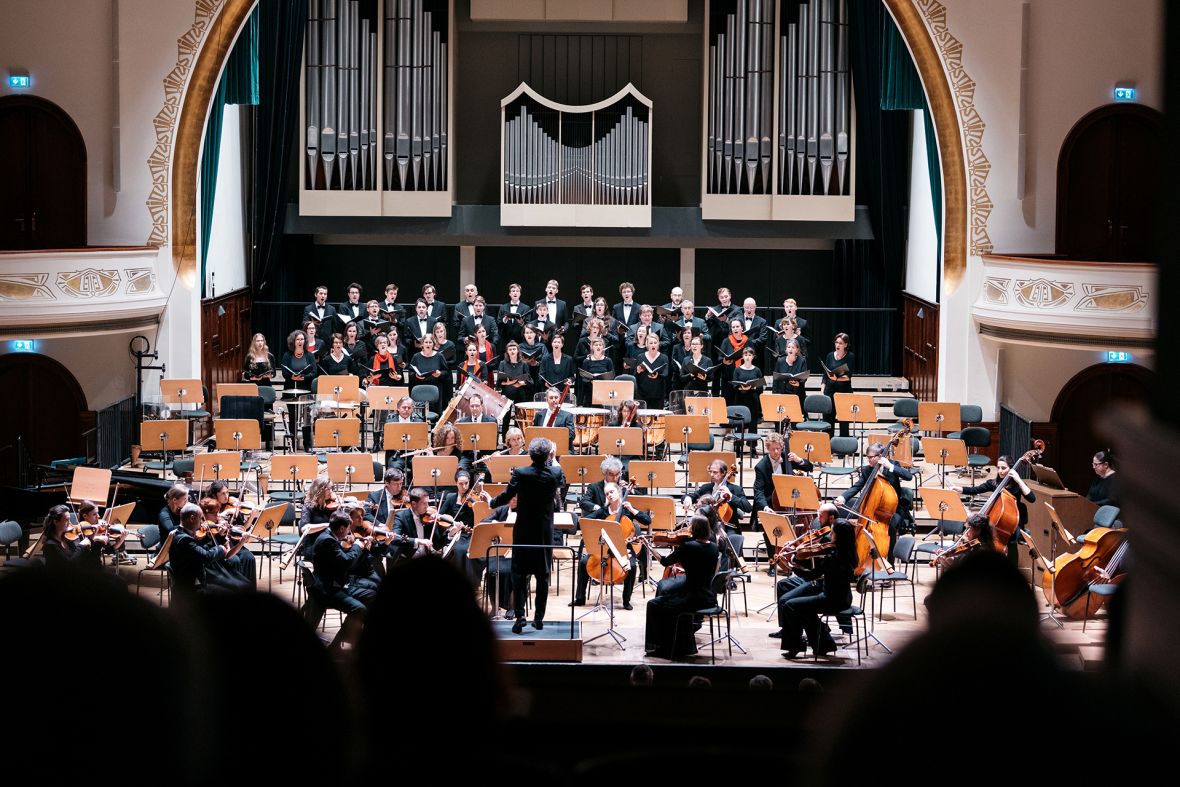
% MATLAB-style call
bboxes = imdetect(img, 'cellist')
[835,441,913,558]
[572,481,649,610]
[951,454,1036,563]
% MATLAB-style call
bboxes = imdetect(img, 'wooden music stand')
[526,426,570,455]
[592,379,634,406]
[103,501,136,526]
[192,452,241,488]
[629,461,676,491]
[920,487,969,531]
[414,455,459,494]
[918,401,961,436]
[367,385,411,410]
[559,454,604,490]
[482,454,531,483]
[471,499,492,526]
[314,417,361,451]
[684,396,729,425]
[482,482,508,500]
[921,437,968,487]
[598,427,644,457]
[627,495,676,533]
[867,431,914,466]
[834,393,877,457]
[251,502,294,590]
[771,475,821,515]
[214,419,262,454]
[457,422,500,458]
[665,415,710,448]
[216,383,259,414]
[688,450,738,483]
[383,421,429,454]
[315,374,361,404]
[139,420,188,475]
[160,378,205,412]
[271,454,319,502]
[760,393,803,429]
[327,453,377,488]
[759,511,797,548]
[470,521,515,611]
[789,431,833,465]
[576,518,632,636]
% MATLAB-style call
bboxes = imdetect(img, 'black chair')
[889,397,919,431]
[798,394,833,433]
[410,385,440,423]
[723,406,762,481]
[818,436,859,497]
[959,426,992,485]
[859,535,919,622]
[0,521,22,560]
[819,604,867,665]
[220,394,273,456]
[672,570,738,664]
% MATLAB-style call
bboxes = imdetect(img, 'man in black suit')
[302,285,337,328]
[391,487,449,559]
[365,467,408,525]
[403,299,435,353]
[421,283,447,325]
[335,282,365,334]
[752,432,813,563]
[456,393,498,471]
[533,386,575,445]
[489,437,566,633]
[705,286,740,346]
[452,283,479,337]
[306,511,371,648]
[611,281,640,329]
[738,297,768,354]
[783,297,807,337]
[683,459,751,568]
[539,279,568,332]
[459,296,499,346]
[835,441,914,556]
[169,503,251,596]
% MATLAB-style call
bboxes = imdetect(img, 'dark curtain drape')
[252,0,307,295]
[837,0,910,368]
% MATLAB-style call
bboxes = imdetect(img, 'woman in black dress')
[577,336,614,406]
[365,334,402,389]
[644,515,721,659]
[41,504,104,572]
[1086,448,1119,508]
[822,332,854,437]
[575,317,609,365]
[773,339,808,421]
[280,329,317,392]
[634,331,669,409]
[243,333,276,385]
[343,322,369,370]
[675,334,713,394]
[621,323,650,375]
[432,320,457,368]
[496,341,532,405]
[302,318,326,360]
[320,333,358,377]
[716,318,749,403]
[458,340,490,386]
[780,518,857,658]
[410,334,450,405]
[538,333,576,394]
[518,324,546,389]
[298,478,338,529]
[731,345,764,427]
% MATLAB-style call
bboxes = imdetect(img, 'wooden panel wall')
[201,288,253,406]
[901,292,938,401]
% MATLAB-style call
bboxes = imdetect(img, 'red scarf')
[729,334,748,353]
[372,351,392,371]
[464,359,481,379]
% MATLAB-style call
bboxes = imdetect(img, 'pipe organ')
[702,0,855,221]
[500,83,652,228]
[301,0,452,217]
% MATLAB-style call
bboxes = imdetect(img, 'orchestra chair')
[817,436,859,498]
[123,524,160,564]
[958,426,992,486]
[0,521,22,560]
[946,404,983,439]
[672,570,739,665]
[859,536,918,624]
[820,604,867,665]
[721,406,762,483]
[410,385,440,423]
[889,397,919,432]
[1082,583,1120,632]
[910,519,965,582]
[798,394,834,433]
[136,529,175,603]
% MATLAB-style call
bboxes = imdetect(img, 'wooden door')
[901,293,938,402]
[0,354,89,484]
[1057,104,1163,262]
[201,289,254,407]
[0,96,86,250]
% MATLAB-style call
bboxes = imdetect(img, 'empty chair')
[959,426,992,485]
[818,436,859,498]
[410,385,440,423]
[0,520,23,559]
[889,398,919,432]
[798,394,834,433]
[948,404,983,439]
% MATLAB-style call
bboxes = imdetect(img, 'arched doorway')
[0,95,87,250]
[0,354,89,486]
[1051,363,1153,494]
[1056,104,1164,262]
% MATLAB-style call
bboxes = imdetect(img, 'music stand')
[271,454,319,503]
[327,453,377,490]
[866,431,914,467]
[250,502,291,591]
[684,396,728,425]
[368,385,410,451]
[213,418,263,493]
[470,521,514,615]
[576,518,630,648]
[772,475,821,519]
[688,451,738,484]
[629,461,675,492]
[1039,503,1070,628]
[559,454,603,494]
[921,437,968,487]
[216,383,258,414]
[457,422,500,465]
[756,510,796,616]
[628,494,675,591]
[918,401,961,437]
[192,452,241,497]
[483,454,531,483]
[760,393,804,434]
[103,502,136,526]
[383,422,429,466]
[834,392,877,461]
[414,455,459,501]
[315,374,361,405]
[665,414,711,496]
[160,378,205,413]
[789,431,833,465]
[313,417,361,452]
[139,420,187,476]
[526,426,571,455]
[592,379,634,406]
[599,427,644,457]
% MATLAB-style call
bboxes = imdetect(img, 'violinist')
[572,481,649,610]
[769,503,852,640]
[439,470,493,584]
[344,503,392,596]
[778,518,857,659]
[835,441,913,557]
[754,432,814,514]
[203,481,259,589]
[41,504,103,572]
[391,487,448,559]
[951,454,1036,562]
[77,499,134,565]
[365,468,408,525]
[305,511,371,647]
[158,483,190,544]
[299,478,338,529]
[643,514,720,660]
[684,459,750,563]
[170,503,252,596]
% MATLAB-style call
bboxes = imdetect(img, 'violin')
[771,525,834,573]
[929,537,981,568]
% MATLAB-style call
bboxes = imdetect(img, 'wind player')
[533,386,575,444]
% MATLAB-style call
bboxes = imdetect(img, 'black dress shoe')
[568,598,586,607]
[504,609,515,620]
[533,619,544,630]
[782,649,803,659]
[622,601,633,610]
[815,641,839,657]
[512,618,525,634]
[768,630,783,639]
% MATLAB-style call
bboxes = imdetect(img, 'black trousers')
[576,551,637,604]
[776,575,851,634]
[511,567,549,623]
[778,581,849,652]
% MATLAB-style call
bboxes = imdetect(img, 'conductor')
[490,437,567,634]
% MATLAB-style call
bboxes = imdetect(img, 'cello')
[849,419,912,575]
[584,515,632,586]
[975,440,1045,550]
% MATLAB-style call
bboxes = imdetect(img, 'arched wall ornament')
[156,0,980,293]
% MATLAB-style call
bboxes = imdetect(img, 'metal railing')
[999,403,1033,478]
[96,395,137,469]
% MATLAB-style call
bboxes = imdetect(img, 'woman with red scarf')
[717,318,748,403]
[366,334,403,388]
[471,325,496,365]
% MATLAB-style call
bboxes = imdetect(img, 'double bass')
[976,440,1045,550]
[850,419,912,575]
[1042,526,1128,619]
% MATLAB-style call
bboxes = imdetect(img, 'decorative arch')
[160,0,978,295]
[0,353,90,482]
